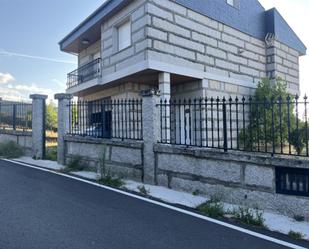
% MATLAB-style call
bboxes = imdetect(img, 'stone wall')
[266,40,300,95]
[0,130,32,155]
[146,0,266,84]
[78,40,101,67]
[65,136,144,181]
[154,144,309,218]
[80,82,155,101]
[145,0,300,93]
[101,0,149,77]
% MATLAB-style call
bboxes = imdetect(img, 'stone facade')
[100,0,149,75]
[266,40,300,95]
[71,0,302,101]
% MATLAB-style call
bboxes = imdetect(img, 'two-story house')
[59,0,306,139]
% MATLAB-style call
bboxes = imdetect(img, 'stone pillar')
[158,72,171,143]
[30,94,48,159]
[141,89,160,184]
[55,93,73,165]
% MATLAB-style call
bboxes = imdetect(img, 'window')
[276,167,309,197]
[227,0,235,6]
[118,20,131,51]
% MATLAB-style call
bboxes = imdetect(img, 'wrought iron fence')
[0,102,32,131]
[68,99,143,140]
[158,95,309,157]
[67,58,101,89]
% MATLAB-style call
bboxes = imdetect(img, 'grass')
[138,185,150,195]
[232,206,265,227]
[288,230,303,240]
[67,155,85,171]
[0,141,24,158]
[97,175,124,188]
[192,189,201,196]
[197,201,225,218]
[45,146,57,161]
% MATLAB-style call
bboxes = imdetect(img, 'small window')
[227,0,235,6]
[118,20,131,51]
[276,167,309,197]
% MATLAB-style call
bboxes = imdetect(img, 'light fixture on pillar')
[82,38,90,45]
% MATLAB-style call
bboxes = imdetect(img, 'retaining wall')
[65,136,144,181]
[63,133,309,218]
[155,144,309,218]
[0,130,32,155]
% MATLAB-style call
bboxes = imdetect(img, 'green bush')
[67,155,84,171]
[45,147,57,161]
[138,185,150,195]
[232,206,265,227]
[0,141,24,158]
[288,230,303,240]
[240,78,296,149]
[239,77,309,154]
[197,201,225,218]
[97,175,124,188]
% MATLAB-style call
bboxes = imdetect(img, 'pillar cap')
[140,89,160,97]
[54,93,73,100]
[30,94,48,100]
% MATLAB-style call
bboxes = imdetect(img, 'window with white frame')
[227,0,235,6]
[118,20,131,51]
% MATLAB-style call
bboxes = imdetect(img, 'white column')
[159,72,171,143]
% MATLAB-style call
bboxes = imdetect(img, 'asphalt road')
[0,159,307,249]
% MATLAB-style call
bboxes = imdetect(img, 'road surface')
[0,159,307,249]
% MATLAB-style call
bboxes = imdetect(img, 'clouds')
[0,49,76,65]
[0,83,55,101]
[0,72,14,84]
[0,72,57,101]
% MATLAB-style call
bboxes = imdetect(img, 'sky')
[0,0,308,101]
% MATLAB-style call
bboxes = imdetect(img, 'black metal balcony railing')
[67,58,101,89]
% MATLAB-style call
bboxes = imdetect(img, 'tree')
[240,78,297,151]
[46,101,57,131]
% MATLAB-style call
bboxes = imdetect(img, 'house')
[57,1,309,215]
[59,0,306,140]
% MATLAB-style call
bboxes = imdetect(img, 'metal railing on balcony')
[67,58,101,89]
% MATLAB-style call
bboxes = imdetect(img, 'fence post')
[55,93,73,165]
[30,94,48,159]
[222,97,228,152]
[12,104,16,130]
[141,89,160,184]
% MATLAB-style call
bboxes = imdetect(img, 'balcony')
[67,58,101,89]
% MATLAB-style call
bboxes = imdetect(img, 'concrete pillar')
[55,93,73,165]
[141,89,160,184]
[158,72,171,143]
[159,72,171,100]
[30,94,48,159]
